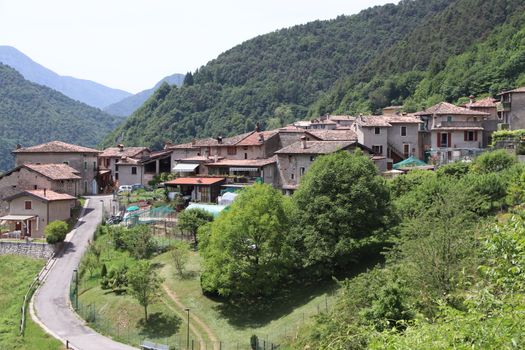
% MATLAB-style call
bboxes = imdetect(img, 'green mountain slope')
[0,63,121,171]
[310,0,525,115]
[102,0,454,148]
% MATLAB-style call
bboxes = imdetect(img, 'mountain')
[0,63,121,171]
[103,73,185,117]
[103,0,525,150]
[0,46,131,109]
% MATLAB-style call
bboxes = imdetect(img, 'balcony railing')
[436,121,483,128]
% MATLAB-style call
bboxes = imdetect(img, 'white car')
[118,185,133,193]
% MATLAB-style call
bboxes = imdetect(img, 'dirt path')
[162,284,220,350]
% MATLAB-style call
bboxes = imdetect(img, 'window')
[227,147,237,155]
[131,167,137,175]
[447,116,453,122]
[84,161,87,170]
[374,127,380,135]
[93,161,97,171]
[244,153,248,159]
[63,161,69,165]
[291,173,295,180]
[115,165,119,172]
[310,156,315,162]
[403,144,410,157]
[115,173,119,181]
[372,145,383,155]
[25,201,32,210]
[401,126,407,137]
[34,185,37,190]
[288,155,293,163]
[84,181,87,193]
[464,131,477,142]
[300,167,306,176]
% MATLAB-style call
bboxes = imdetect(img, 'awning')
[229,167,259,172]
[0,214,37,221]
[173,163,199,172]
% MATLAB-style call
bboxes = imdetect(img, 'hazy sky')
[0,0,395,93]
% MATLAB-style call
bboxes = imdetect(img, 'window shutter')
[448,132,452,147]
[464,131,467,141]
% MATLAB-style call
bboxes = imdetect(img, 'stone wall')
[0,241,56,259]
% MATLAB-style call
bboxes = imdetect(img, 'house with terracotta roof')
[164,177,226,203]
[0,189,77,238]
[462,96,499,146]
[415,102,489,163]
[99,145,150,186]
[274,138,374,194]
[497,87,525,130]
[352,115,421,166]
[13,141,100,194]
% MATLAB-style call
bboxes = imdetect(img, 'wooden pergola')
[0,214,38,238]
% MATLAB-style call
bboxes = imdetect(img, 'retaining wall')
[0,241,56,259]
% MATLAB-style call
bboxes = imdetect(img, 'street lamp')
[185,307,190,349]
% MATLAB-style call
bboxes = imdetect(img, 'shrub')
[45,220,69,244]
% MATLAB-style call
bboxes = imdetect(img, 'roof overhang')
[173,163,200,172]
[0,214,37,221]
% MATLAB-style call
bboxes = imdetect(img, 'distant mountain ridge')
[104,73,185,117]
[0,46,131,109]
[0,63,122,171]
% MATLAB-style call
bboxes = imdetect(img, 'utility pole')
[185,308,190,349]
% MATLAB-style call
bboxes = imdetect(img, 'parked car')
[131,184,145,192]
[118,185,133,193]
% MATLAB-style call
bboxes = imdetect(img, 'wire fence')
[70,271,335,350]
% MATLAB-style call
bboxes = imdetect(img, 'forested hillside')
[311,0,525,115]
[102,0,454,148]
[103,73,185,117]
[0,63,121,171]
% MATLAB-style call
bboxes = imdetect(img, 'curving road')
[32,196,137,350]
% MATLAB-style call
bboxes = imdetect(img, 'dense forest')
[0,63,121,171]
[103,0,525,150]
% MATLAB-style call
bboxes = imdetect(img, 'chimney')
[258,134,264,143]
[255,122,261,132]
[469,95,476,104]
[15,144,21,150]
[300,136,307,149]
[43,188,47,197]
[217,136,223,144]
[117,144,124,152]
[164,141,173,150]
[191,139,196,146]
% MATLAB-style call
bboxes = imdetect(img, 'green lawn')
[156,250,340,348]
[0,255,63,350]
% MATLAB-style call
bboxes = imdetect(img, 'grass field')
[77,230,342,349]
[0,255,63,350]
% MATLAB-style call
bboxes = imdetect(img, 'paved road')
[32,196,137,350]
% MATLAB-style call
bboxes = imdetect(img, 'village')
[1,88,525,240]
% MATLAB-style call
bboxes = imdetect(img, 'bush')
[45,220,69,244]
[472,150,516,174]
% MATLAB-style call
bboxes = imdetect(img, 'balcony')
[496,102,511,112]
[436,121,484,129]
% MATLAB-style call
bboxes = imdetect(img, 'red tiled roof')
[100,146,149,158]
[116,157,141,165]
[5,189,77,202]
[305,129,358,141]
[462,97,498,108]
[414,102,490,116]
[327,115,356,122]
[275,140,360,155]
[383,115,422,124]
[13,141,100,153]
[165,177,226,186]
[24,163,81,180]
[236,131,279,146]
[356,116,392,127]
[168,142,196,149]
[206,156,277,167]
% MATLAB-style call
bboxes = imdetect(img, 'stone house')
[497,87,525,130]
[206,156,279,187]
[382,114,422,163]
[0,189,77,238]
[13,141,100,195]
[415,102,489,164]
[99,145,150,183]
[462,96,499,146]
[0,163,81,215]
[275,138,373,195]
